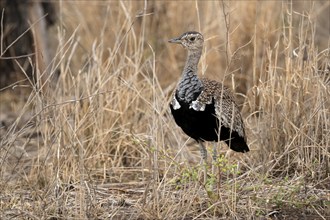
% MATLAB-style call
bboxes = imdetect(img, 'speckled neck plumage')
[176,49,203,102]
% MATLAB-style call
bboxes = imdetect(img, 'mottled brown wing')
[200,78,246,140]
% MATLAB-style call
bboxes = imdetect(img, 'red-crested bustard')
[168,31,249,182]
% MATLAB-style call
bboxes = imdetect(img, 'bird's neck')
[176,49,203,102]
[183,49,202,73]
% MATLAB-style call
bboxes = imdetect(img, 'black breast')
[170,95,220,142]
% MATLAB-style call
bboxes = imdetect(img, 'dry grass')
[1,1,329,219]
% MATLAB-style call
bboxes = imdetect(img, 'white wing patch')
[190,100,206,111]
[189,91,212,111]
[171,96,181,110]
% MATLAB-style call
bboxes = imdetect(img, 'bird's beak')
[168,37,181,44]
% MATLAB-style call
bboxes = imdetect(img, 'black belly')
[170,98,221,142]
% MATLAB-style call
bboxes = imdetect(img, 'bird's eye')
[189,37,196,41]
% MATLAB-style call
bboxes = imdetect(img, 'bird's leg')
[198,141,207,184]
[212,144,217,175]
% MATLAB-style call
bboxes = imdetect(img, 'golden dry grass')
[0,1,329,219]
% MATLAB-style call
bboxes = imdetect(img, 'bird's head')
[168,31,204,51]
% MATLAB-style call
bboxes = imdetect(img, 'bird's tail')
[225,134,249,153]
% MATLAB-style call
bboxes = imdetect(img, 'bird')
[168,31,249,182]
